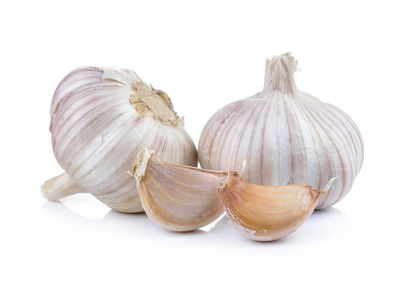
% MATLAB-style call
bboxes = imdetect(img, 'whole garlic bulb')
[199,53,363,209]
[44,66,197,213]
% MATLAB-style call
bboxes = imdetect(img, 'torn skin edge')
[320,177,339,195]
[130,148,154,188]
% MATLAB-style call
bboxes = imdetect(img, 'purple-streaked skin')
[199,53,363,209]
[44,67,198,213]
[133,148,227,232]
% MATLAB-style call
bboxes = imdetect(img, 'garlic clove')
[132,148,227,232]
[218,172,337,241]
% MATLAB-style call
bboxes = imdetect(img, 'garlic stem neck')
[263,52,298,95]
[130,82,180,126]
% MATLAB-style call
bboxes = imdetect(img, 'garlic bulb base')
[130,82,180,127]
[99,195,143,214]
[42,173,85,201]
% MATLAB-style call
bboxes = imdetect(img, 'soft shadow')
[102,210,206,236]
[310,206,351,224]
[42,200,94,221]
[209,215,294,245]
[312,206,348,218]
[294,206,353,242]
[207,207,352,245]
[41,197,350,243]
[42,198,206,237]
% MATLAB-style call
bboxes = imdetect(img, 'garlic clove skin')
[132,148,227,232]
[218,173,336,241]
[44,67,197,213]
[199,53,363,209]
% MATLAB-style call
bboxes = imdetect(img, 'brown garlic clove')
[132,148,227,232]
[218,172,337,241]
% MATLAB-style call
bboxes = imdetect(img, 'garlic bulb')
[132,148,226,231]
[219,173,336,241]
[43,67,197,213]
[199,53,363,209]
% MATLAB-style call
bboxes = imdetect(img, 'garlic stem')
[42,173,85,201]
[263,52,298,95]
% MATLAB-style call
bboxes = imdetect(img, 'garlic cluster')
[199,53,363,209]
[42,67,197,213]
[42,54,363,242]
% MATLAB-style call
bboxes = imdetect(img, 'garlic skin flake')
[44,67,197,213]
[132,148,227,232]
[219,173,336,241]
[199,53,363,209]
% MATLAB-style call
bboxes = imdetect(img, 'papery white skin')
[199,53,363,209]
[44,67,197,213]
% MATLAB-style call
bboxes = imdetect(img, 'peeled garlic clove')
[132,148,227,232]
[199,53,363,209]
[218,172,336,241]
[44,67,197,213]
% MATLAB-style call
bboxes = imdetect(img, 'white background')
[1,0,399,282]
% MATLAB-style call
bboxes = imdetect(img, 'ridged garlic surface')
[132,148,227,232]
[44,67,197,213]
[199,53,363,209]
[219,173,336,241]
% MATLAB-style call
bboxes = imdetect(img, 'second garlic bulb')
[199,53,363,209]
[43,67,197,213]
